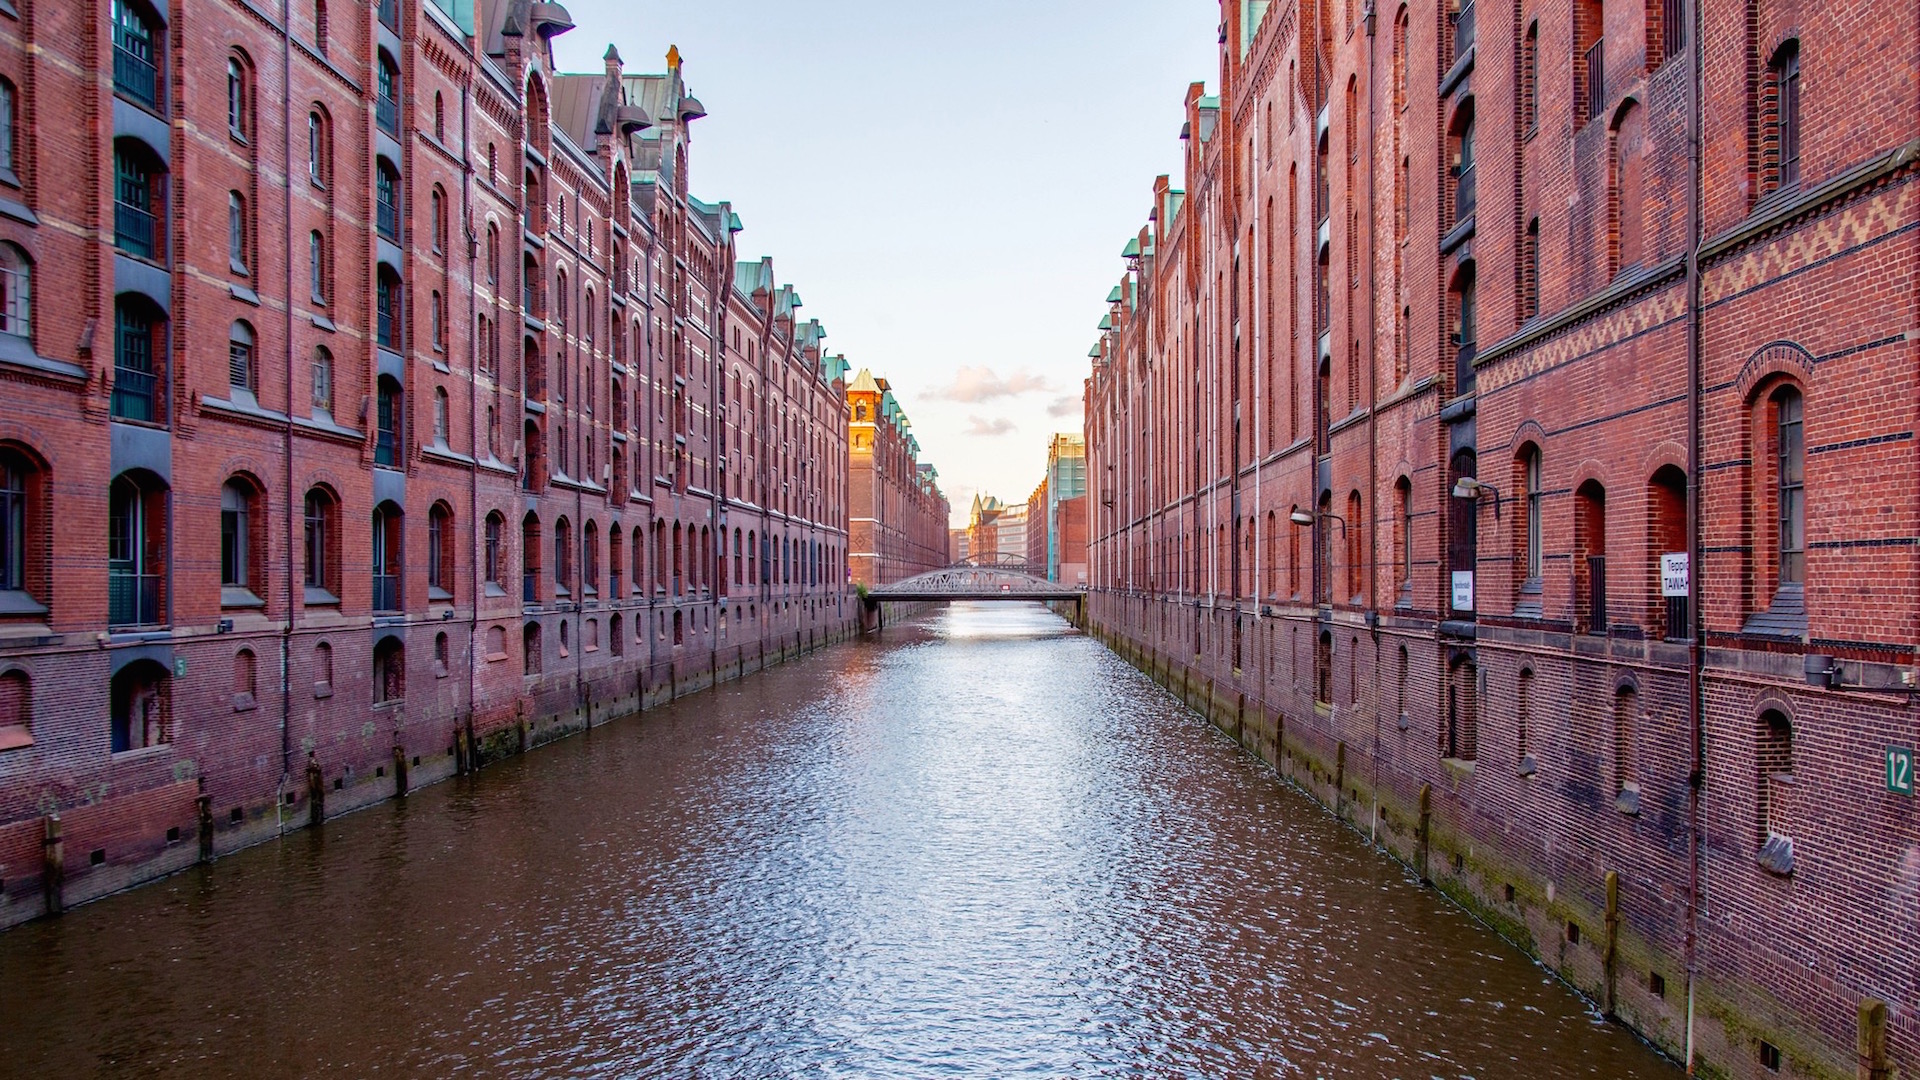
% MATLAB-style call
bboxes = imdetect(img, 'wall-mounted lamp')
[1289,508,1348,533]
[1451,476,1502,519]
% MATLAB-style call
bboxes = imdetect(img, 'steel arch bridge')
[866,554,1086,602]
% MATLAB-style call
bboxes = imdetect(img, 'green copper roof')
[1121,237,1142,258]
[1097,314,1112,330]
[1088,344,1102,358]
[1106,285,1123,303]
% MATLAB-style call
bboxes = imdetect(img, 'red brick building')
[0,0,859,926]
[1084,0,1917,1075]
[845,369,948,588]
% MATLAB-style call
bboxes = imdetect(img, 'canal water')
[0,603,1677,1078]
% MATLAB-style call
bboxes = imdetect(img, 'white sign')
[1451,571,1475,612]
[1661,553,1689,597]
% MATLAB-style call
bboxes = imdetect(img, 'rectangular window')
[113,307,157,422]
[112,0,160,110]
[228,192,247,274]
[1778,48,1800,187]
[114,151,157,260]
[0,81,14,175]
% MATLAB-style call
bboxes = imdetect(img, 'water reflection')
[0,602,1675,1078]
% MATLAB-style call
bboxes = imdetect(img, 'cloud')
[1046,396,1080,418]
[964,415,1017,437]
[937,365,1053,403]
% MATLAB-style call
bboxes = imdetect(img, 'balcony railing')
[376,95,400,137]
[1452,1,1475,62]
[1454,164,1477,224]
[374,427,397,467]
[112,366,157,422]
[115,202,158,260]
[377,304,398,350]
[1586,555,1608,633]
[377,0,400,32]
[372,573,399,613]
[377,197,400,241]
[109,572,161,627]
[113,46,159,110]
[1584,39,1606,120]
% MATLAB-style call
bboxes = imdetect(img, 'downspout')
[1364,0,1382,845]
[1682,0,1706,1067]
[278,0,297,830]
[461,69,479,761]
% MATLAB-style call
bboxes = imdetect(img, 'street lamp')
[1451,476,1502,519]
[1289,507,1347,532]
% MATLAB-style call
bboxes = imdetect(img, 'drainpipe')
[1682,0,1706,1067]
[461,70,479,761]
[1364,0,1381,843]
[278,0,297,826]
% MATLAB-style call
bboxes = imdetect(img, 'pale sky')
[551,1,1220,525]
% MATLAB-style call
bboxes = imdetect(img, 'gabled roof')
[848,368,881,395]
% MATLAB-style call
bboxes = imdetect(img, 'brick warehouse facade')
[1084,0,1916,1077]
[846,368,949,588]
[0,0,900,927]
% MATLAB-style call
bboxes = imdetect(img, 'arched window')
[523,418,542,491]
[433,91,445,141]
[227,320,254,397]
[427,502,453,600]
[1650,465,1688,639]
[113,141,165,260]
[553,516,572,596]
[1450,261,1478,392]
[1575,0,1604,124]
[486,223,500,285]
[233,647,256,709]
[1516,667,1535,771]
[375,267,402,349]
[1521,21,1538,131]
[309,230,328,305]
[1518,444,1543,591]
[110,658,170,752]
[373,636,404,703]
[430,290,444,350]
[310,346,333,416]
[1346,490,1364,600]
[303,487,340,601]
[1445,654,1478,760]
[1613,684,1638,810]
[0,668,29,750]
[631,525,645,596]
[1448,450,1478,615]
[375,52,400,135]
[314,0,329,55]
[1771,384,1806,596]
[609,613,624,657]
[583,520,600,596]
[1756,710,1795,873]
[307,110,329,187]
[0,446,41,604]
[372,502,402,612]
[0,80,17,183]
[432,387,449,445]
[228,191,250,275]
[0,243,30,343]
[523,622,542,673]
[1394,477,1413,602]
[108,470,167,627]
[374,375,402,467]
[220,476,264,603]
[226,56,248,141]
[1611,102,1646,272]
[484,511,504,586]
[522,513,541,602]
[375,161,401,242]
[1764,41,1801,194]
[1575,480,1608,633]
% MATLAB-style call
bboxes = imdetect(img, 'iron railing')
[376,94,400,137]
[376,196,400,241]
[1584,39,1606,120]
[112,366,157,422]
[1665,595,1690,641]
[109,572,161,627]
[1662,0,1685,59]
[374,425,397,467]
[113,45,159,110]
[115,202,158,260]
[372,573,399,612]
[1586,555,1608,633]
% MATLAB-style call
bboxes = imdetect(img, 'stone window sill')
[0,725,31,751]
